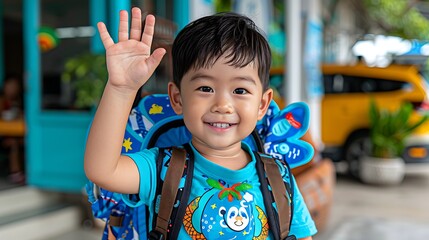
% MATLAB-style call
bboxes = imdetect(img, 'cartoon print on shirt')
[183,178,269,239]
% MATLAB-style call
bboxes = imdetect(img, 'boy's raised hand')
[97,7,166,93]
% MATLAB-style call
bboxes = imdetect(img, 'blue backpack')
[86,94,313,240]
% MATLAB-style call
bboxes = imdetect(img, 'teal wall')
[173,0,190,32]
[90,0,107,53]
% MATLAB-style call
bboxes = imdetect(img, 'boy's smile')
[169,54,273,164]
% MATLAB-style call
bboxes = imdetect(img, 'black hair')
[172,12,271,91]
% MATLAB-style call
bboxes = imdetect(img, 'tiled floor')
[317,216,429,240]
[314,173,429,240]
[47,227,102,240]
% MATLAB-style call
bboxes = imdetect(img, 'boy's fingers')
[141,15,155,51]
[130,7,142,40]
[146,48,166,74]
[118,10,129,42]
[97,22,114,49]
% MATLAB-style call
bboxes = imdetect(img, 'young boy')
[85,7,317,240]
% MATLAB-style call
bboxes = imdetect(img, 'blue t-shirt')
[123,142,317,239]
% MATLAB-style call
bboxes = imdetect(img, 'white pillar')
[304,0,324,150]
[285,0,302,104]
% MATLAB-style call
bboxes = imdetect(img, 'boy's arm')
[84,8,165,194]
[300,237,312,240]
[288,173,318,238]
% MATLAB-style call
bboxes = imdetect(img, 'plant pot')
[359,156,405,185]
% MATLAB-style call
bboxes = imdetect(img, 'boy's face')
[169,55,273,151]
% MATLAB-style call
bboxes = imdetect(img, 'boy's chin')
[191,138,242,150]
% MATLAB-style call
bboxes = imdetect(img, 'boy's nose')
[211,96,234,114]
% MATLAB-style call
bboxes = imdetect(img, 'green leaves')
[207,179,253,202]
[363,0,429,40]
[61,53,107,109]
[207,178,224,190]
[369,99,429,158]
[234,183,252,192]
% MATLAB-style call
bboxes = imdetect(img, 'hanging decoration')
[38,27,59,52]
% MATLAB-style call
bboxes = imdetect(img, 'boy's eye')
[233,88,248,95]
[197,86,213,92]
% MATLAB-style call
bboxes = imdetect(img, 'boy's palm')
[104,40,154,88]
[98,8,165,91]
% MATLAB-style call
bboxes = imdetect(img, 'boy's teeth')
[211,123,230,128]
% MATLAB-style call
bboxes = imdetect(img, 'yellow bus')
[270,63,429,177]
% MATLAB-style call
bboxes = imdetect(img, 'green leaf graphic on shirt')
[206,179,253,202]
[207,178,224,190]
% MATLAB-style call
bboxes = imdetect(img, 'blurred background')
[1,0,429,239]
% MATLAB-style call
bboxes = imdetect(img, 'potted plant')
[359,100,429,185]
[61,52,108,109]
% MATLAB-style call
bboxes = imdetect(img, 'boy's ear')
[258,88,273,120]
[168,82,183,114]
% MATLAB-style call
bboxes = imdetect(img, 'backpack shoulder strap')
[255,152,293,240]
[149,147,187,240]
